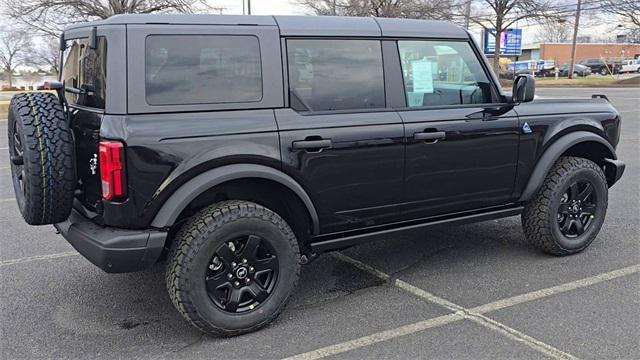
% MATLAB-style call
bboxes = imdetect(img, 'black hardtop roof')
[64,14,469,39]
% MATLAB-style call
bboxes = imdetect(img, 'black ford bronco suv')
[7,15,625,336]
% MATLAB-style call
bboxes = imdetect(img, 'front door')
[395,39,520,220]
[278,38,405,234]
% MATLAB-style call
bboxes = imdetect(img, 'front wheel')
[522,156,608,256]
[165,200,300,336]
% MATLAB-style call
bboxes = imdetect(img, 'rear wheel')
[522,156,608,256]
[166,200,300,336]
[599,67,608,76]
[7,93,75,225]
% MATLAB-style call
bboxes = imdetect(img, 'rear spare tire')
[7,92,76,225]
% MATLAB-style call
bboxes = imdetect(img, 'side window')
[61,37,107,109]
[398,40,493,107]
[287,39,385,112]
[145,35,262,105]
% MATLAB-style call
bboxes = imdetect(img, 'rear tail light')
[99,140,127,201]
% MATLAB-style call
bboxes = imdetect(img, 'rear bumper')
[604,158,625,187]
[54,209,167,273]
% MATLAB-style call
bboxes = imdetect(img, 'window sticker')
[411,59,434,93]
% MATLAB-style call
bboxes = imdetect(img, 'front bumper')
[54,209,167,273]
[604,158,625,187]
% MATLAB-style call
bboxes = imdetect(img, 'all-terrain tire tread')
[8,92,75,225]
[165,200,300,337]
[522,156,607,256]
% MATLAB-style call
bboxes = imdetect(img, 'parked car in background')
[558,64,592,77]
[620,59,640,73]
[506,60,555,77]
[579,58,621,75]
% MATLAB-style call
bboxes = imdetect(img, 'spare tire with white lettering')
[7,92,76,225]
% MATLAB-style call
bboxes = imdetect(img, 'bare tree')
[601,0,640,28]
[535,19,572,43]
[5,0,199,36]
[465,0,558,73]
[297,0,456,20]
[0,30,32,89]
[26,36,61,75]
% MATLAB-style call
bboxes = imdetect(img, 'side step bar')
[310,206,524,252]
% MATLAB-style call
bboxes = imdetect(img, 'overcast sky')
[205,0,306,15]
[205,0,622,45]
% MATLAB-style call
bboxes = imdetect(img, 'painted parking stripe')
[470,264,640,314]
[287,255,638,360]
[0,198,14,203]
[284,313,465,360]
[329,253,576,359]
[0,252,78,267]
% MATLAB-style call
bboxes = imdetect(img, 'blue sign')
[483,28,522,56]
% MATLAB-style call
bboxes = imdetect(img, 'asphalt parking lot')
[0,87,638,359]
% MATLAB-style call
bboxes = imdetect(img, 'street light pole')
[247,0,251,15]
[568,0,582,80]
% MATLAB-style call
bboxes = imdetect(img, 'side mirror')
[512,74,535,103]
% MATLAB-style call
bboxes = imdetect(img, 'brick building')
[520,43,640,65]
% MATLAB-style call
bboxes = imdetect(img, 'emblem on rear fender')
[89,153,98,175]
[522,122,532,134]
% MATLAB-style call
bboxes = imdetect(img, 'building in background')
[520,43,640,65]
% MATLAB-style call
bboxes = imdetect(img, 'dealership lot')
[0,87,638,359]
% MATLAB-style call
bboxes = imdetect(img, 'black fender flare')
[519,131,616,202]
[150,164,320,234]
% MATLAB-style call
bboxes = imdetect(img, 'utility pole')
[247,0,251,15]
[464,0,472,29]
[568,0,581,80]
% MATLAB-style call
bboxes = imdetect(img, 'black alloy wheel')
[166,200,300,336]
[522,156,608,256]
[206,235,279,313]
[556,180,597,238]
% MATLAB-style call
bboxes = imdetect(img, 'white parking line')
[0,198,14,203]
[0,252,78,267]
[285,313,466,360]
[0,166,9,170]
[286,253,639,360]
[333,253,577,359]
[470,264,640,314]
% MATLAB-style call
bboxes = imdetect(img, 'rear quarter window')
[145,35,262,105]
[61,37,107,109]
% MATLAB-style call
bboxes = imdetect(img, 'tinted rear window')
[61,37,107,109]
[145,35,262,105]
[287,39,385,112]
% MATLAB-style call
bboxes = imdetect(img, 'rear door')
[395,39,520,220]
[277,39,405,234]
